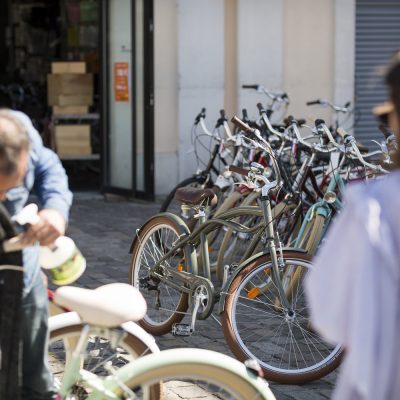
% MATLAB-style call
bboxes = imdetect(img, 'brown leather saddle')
[175,187,217,206]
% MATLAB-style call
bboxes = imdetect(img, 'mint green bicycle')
[48,283,276,400]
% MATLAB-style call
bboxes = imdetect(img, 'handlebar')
[229,165,251,176]
[242,84,290,104]
[332,128,388,173]
[378,124,393,140]
[289,118,337,154]
[194,108,206,125]
[305,99,352,113]
[231,115,253,134]
[242,84,259,90]
[231,116,282,189]
[215,109,228,129]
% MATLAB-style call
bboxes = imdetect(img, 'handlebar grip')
[297,118,306,126]
[286,115,296,124]
[256,102,265,112]
[229,165,250,176]
[219,109,226,119]
[314,119,326,127]
[194,107,207,125]
[231,116,253,134]
[306,100,320,106]
[378,124,392,139]
[242,108,249,121]
[242,84,259,90]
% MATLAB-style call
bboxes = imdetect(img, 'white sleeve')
[305,199,364,345]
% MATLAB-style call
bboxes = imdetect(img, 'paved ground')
[61,192,338,400]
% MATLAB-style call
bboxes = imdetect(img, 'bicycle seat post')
[198,205,211,281]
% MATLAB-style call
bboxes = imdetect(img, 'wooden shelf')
[59,154,100,161]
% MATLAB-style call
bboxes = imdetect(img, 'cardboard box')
[57,145,92,157]
[55,125,91,143]
[56,95,93,106]
[51,62,86,74]
[53,105,89,115]
[55,125,92,157]
[47,73,93,106]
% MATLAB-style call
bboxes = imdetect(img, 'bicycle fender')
[129,212,191,254]
[48,312,160,355]
[129,212,198,275]
[217,247,307,314]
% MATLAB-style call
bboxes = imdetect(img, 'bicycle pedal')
[172,323,193,336]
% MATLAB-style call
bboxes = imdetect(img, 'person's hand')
[20,209,66,247]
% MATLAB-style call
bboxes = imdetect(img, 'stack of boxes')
[48,62,93,158]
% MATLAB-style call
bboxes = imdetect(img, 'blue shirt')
[4,111,73,291]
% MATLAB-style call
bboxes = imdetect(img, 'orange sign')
[114,62,129,102]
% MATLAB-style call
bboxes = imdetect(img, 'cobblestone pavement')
[63,193,338,400]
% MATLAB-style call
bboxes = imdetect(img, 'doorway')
[101,0,154,199]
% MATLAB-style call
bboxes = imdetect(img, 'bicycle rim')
[221,252,343,384]
[48,324,162,400]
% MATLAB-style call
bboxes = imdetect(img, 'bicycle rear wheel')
[221,251,343,384]
[48,319,162,400]
[119,348,275,400]
[129,215,190,335]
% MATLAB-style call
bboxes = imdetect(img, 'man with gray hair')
[0,109,72,399]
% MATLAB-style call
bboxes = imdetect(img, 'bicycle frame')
[135,185,295,322]
[293,169,345,250]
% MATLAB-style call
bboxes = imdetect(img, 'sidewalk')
[65,192,337,400]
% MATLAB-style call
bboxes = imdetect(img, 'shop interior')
[0,0,101,190]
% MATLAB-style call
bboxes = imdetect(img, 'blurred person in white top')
[306,52,400,400]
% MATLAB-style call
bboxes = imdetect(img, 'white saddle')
[54,283,147,328]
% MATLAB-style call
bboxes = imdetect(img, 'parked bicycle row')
[129,84,396,386]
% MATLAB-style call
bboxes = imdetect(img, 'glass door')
[101,0,154,198]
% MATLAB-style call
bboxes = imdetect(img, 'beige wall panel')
[154,0,178,154]
[283,0,334,124]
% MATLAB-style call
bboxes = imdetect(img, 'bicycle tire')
[119,348,276,400]
[129,215,189,335]
[221,251,343,384]
[48,320,162,400]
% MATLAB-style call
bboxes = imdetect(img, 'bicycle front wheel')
[129,214,189,335]
[48,320,162,400]
[221,251,343,384]
[118,348,275,400]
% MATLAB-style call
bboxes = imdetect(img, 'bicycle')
[129,116,342,383]
[49,282,275,399]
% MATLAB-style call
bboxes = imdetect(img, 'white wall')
[283,0,335,125]
[177,0,225,182]
[237,0,283,121]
